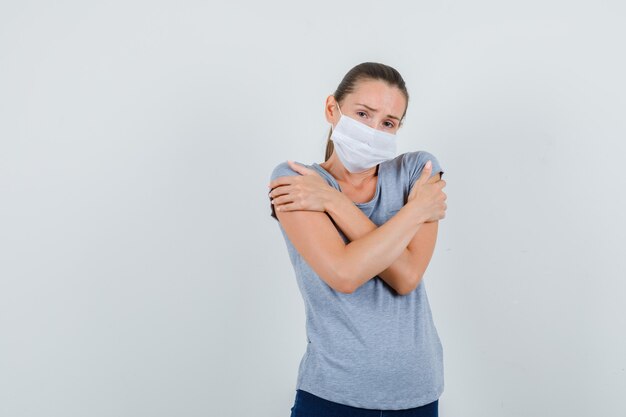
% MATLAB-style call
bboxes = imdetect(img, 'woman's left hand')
[268,161,338,213]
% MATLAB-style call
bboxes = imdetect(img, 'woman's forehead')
[346,80,406,114]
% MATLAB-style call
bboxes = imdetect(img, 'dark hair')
[325,62,409,161]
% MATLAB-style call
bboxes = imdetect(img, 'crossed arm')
[323,173,441,295]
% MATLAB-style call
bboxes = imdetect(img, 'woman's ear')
[324,95,339,125]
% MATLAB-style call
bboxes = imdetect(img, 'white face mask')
[330,102,398,173]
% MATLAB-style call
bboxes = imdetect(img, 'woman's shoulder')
[399,150,441,165]
[269,160,306,181]
[397,150,444,180]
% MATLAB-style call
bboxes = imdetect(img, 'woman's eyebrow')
[355,102,401,121]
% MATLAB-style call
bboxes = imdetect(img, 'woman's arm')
[275,196,430,294]
[270,160,446,294]
[326,173,441,295]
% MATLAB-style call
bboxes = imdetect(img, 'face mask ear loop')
[331,101,342,133]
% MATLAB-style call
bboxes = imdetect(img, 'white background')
[1,1,624,416]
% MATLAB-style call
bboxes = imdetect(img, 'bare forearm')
[326,195,421,294]
[329,198,426,292]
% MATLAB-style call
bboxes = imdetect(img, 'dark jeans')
[289,389,439,417]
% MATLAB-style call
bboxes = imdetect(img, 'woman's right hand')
[407,160,447,223]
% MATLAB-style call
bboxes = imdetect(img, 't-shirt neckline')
[311,162,383,207]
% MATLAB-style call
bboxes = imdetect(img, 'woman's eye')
[384,121,394,128]
[357,111,367,118]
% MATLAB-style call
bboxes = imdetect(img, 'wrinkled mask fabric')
[330,102,398,173]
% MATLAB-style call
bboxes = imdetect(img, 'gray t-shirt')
[269,151,445,410]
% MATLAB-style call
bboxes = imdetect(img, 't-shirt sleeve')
[268,161,301,221]
[404,151,444,191]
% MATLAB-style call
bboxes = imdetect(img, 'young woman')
[268,62,447,416]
